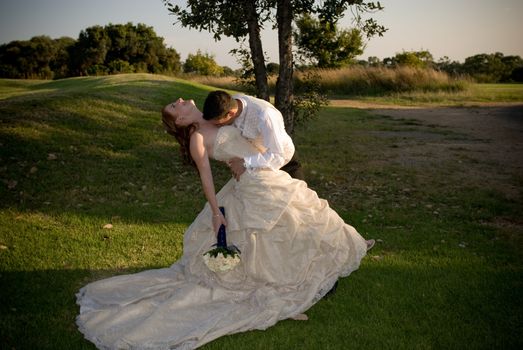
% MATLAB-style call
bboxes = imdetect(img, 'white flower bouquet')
[203,247,240,272]
[203,207,241,273]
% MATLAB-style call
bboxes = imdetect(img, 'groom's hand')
[228,157,246,180]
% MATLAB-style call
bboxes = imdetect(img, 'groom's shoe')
[324,280,339,298]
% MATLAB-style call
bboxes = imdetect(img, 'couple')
[76,91,374,349]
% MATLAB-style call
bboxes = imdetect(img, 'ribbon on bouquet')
[203,207,242,272]
[216,206,228,248]
[214,207,241,255]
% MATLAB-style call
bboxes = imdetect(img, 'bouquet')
[203,207,241,273]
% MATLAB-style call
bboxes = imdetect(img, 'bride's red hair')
[162,105,196,167]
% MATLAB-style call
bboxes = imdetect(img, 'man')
[202,90,295,180]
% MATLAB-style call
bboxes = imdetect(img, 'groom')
[202,90,295,180]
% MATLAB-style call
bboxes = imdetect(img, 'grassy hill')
[0,74,521,349]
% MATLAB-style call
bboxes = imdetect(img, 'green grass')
[336,83,523,106]
[1,74,522,349]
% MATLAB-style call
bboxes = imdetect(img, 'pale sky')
[1,0,522,68]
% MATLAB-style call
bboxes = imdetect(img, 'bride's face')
[170,98,197,126]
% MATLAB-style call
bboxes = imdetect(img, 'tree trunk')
[275,0,304,180]
[244,0,270,101]
[275,0,294,134]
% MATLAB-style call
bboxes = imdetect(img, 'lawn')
[331,82,523,107]
[0,74,521,349]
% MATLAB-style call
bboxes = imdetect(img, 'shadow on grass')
[0,266,163,349]
[0,75,233,224]
[0,262,521,350]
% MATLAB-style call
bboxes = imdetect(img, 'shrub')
[86,64,108,76]
[184,50,224,76]
[107,59,134,74]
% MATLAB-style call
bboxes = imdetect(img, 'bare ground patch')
[358,103,523,238]
[370,104,523,173]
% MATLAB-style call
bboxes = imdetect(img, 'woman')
[76,98,374,350]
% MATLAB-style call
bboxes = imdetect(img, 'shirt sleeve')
[243,108,295,171]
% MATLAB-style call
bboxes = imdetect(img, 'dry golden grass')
[295,66,469,96]
[183,66,469,97]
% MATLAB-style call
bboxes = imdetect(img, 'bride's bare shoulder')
[193,125,219,150]
[198,125,219,139]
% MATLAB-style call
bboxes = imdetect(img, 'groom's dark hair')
[203,90,238,120]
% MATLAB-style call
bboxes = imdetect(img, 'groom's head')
[203,90,238,125]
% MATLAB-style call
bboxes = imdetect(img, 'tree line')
[0,23,182,79]
[1,21,521,84]
[365,51,523,83]
[291,15,523,83]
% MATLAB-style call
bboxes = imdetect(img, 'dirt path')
[335,102,523,174]
[375,105,523,171]
[326,100,523,248]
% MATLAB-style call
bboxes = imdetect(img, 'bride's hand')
[212,213,227,236]
[227,157,246,181]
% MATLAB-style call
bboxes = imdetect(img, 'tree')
[67,23,181,76]
[435,56,462,77]
[511,66,523,82]
[71,25,110,75]
[0,36,57,79]
[164,0,385,134]
[294,13,364,68]
[164,1,270,100]
[184,50,224,76]
[0,23,181,79]
[367,56,381,67]
[384,50,434,69]
[160,47,182,74]
[500,55,523,82]
[129,23,182,74]
[52,37,76,78]
[165,0,385,178]
[0,36,76,79]
[462,53,507,83]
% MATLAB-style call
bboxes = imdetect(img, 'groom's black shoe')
[324,280,339,298]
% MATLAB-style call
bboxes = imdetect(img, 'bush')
[86,64,108,76]
[510,67,523,82]
[107,59,134,74]
[183,50,224,76]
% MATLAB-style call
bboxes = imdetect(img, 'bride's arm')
[189,132,227,234]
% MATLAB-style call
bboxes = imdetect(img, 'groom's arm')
[243,109,295,171]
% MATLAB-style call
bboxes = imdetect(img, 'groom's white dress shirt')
[232,94,295,171]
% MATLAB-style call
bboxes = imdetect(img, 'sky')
[0,0,522,68]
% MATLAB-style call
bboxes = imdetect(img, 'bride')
[76,98,374,349]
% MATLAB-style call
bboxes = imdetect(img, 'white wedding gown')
[76,126,368,349]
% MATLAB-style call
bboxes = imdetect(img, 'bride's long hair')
[162,105,196,167]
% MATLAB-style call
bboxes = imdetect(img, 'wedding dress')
[76,126,368,349]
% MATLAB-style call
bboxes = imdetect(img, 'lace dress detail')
[76,126,368,349]
[212,125,263,162]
